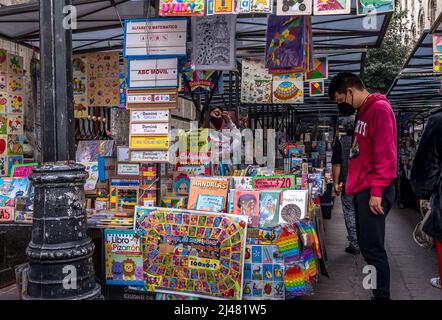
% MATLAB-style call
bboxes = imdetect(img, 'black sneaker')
[345,246,360,255]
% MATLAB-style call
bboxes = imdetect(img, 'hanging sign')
[126,89,178,109]
[130,136,170,150]
[130,150,170,163]
[252,175,296,190]
[124,18,187,57]
[128,58,178,89]
[159,0,205,16]
[131,109,170,122]
[130,123,170,135]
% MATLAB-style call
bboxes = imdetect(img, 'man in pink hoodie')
[329,72,397,300]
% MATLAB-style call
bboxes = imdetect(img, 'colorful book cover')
[279,190,309,224]
[195,194,224,213]
[104,229,144,286]
[0,177,30,207]
[233,190,260,228]
[187,177,229,211]
[259,190,281,228]
[243,245,285,300]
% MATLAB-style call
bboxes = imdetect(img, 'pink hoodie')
[346,93,397,197]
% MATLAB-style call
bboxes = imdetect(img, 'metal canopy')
[387,12,442,110]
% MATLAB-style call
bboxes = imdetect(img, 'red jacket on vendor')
[345,93,397,197]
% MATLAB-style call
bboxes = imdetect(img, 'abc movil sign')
[124,18,187,57]
[128,58,178,89]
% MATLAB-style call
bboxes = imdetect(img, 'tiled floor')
[306,198,442,300]
[1,198,441,300]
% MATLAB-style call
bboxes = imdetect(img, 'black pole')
[25,0,101,300]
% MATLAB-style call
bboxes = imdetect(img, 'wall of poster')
[192,15,236,71]
[105,229,144,286]
[128,58,178,89]
[124,19,188,57]
[134,207,248,299]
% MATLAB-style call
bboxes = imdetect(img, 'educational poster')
[7,134,23,156]
[72,55,88,118]
[187,177,229,211]
[250,0,272,13]
[266,16,306,71]
[243,245,285,300]
[309,80,325,97]
[357,0,394,16]
[104,229,144,286]
[313,0,351,15]
[87,51,120,107]
[8,94,24,114]
[192,15,236,71]
[240,58,272,104]
[159,0,205,16]
[434,54,442,73]
[212,0,235,14]
[134,207,248,300]
[7,114,23,134]
[305,57,328,81]
[0,115,7,134]
[7,54,23,76]
[233,190,260,228]
[128,58,178,89]
[277,0,312,15]
[0,50,7,75]
[433,34,442,54]
[0,93,7,113]
[272,73,304,104]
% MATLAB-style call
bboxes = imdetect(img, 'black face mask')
[338,92,356,117]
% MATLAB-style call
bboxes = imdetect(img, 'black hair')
[328,72,366,100]
[210,106,224,112]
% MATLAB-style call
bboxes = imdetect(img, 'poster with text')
[104,229,144,286]
[313,0,351,15]
[134,207,248,299]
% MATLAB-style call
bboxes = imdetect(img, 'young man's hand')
[334,182,343,195]
[369,196,384,215]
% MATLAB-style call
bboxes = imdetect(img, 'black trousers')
[353,184,395,299]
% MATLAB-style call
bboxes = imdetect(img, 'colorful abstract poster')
[305,57,328,81]
[104,229,144,286]
[73,55,88,118]
[243,245,285,300]
[272,73,304,104]
[434,54,442,73]
[265,15,306,71]
[313,0,351,15]
[277,0,312,15]
[357,0,394,16]
[309,80,325,96]
[433,34,442,54]
[7,114,23,135]
[192,15,236,71]
[159,0,205,16]
[240,58,272,104]
[250,0,272,13]
[7,134,23,156]
[87,51,120,107]
[8,94,24,114]
[134,207,248,300]
[212,0,235,13]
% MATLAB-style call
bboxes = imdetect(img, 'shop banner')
[134,207,248,300]
[124,18,187,57]
[131,110,170,122]
[252,175,296,190]
[130,122,170,135]
[128,58,178,89]
[105,229,144,286]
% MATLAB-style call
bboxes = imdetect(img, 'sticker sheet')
[272,73,304,104]
[87,51,120,107]
[240,58,272,104]
[192,15,236,71]
[134,207,248,300]
[243,245,285,300]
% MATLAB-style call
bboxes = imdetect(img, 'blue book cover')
[259,190,281,228]
[195,194,224,213]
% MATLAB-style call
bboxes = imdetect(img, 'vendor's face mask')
[210,116,224,130]
[337,91,356,117]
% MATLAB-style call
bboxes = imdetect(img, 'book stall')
[0,0,396,299]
